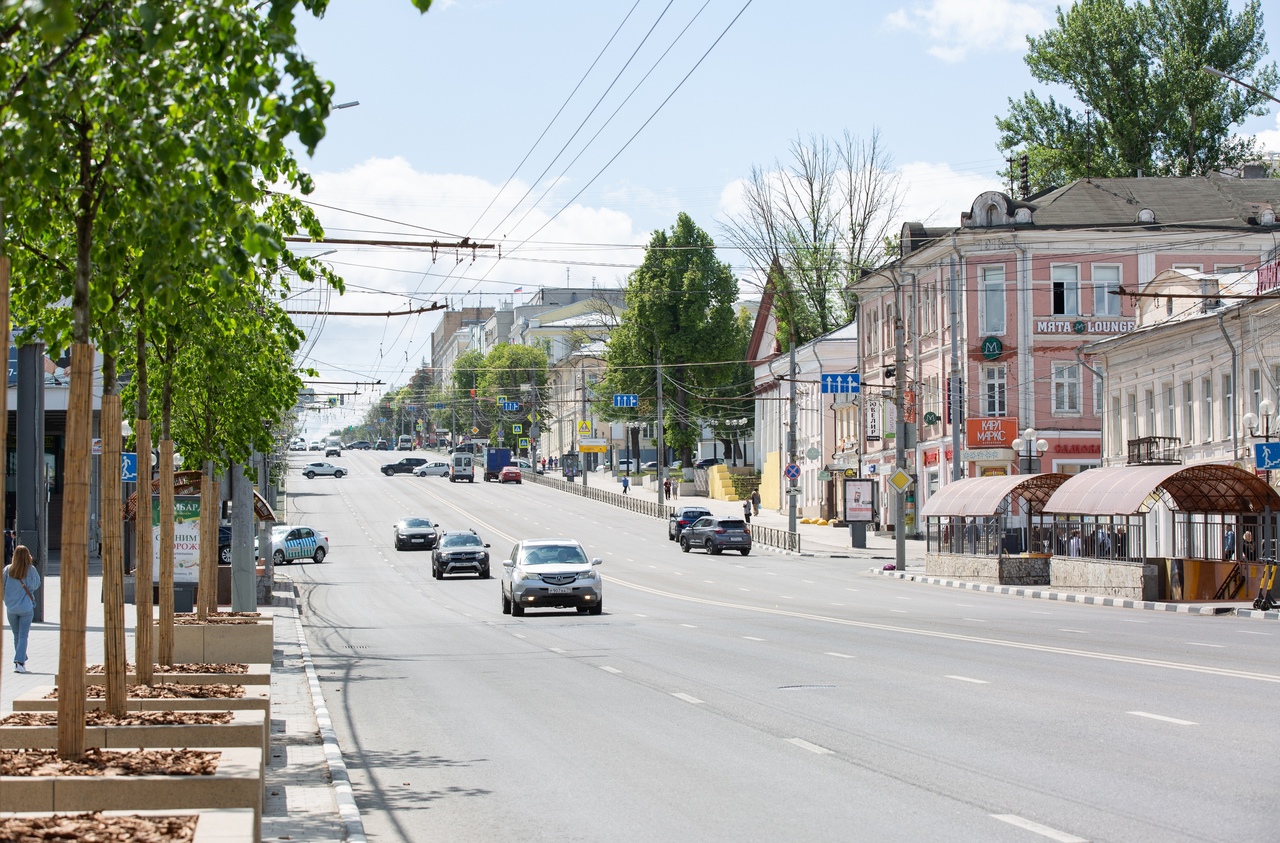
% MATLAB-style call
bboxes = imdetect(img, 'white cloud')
[897,160,1004,226]
[885,0,1052,62]
[1253,113,1280,156]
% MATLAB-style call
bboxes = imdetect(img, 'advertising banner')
[865,399,881,441]
[843,478,874,522]
[965,417,1018,448]
[153,494,201,583]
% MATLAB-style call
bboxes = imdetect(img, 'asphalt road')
[286,449,1280,843]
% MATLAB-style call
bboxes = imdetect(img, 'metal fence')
[747,523,801,554]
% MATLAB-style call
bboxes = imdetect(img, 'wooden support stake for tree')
[0,255,9,702]
[100,393,126,715]
[158,438,175,665]
[57,342,93,759]
[133,418,154,686]
[198,461,218,622]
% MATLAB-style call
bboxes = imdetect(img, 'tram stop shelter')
[921,473,1072,585]
[1041,463,1280,601]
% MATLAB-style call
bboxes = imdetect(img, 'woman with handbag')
[3,545,39,673]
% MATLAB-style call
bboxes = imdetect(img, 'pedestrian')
[671,476,679,498]
[1243,530,1256,561]
[1068,530,1081,557]
[1223,524,1236,561]
[621,475,629,494]
[663,478,671,497]
[4,545,39,674]
[540,457,546,472]
[743,499,752,524]
[751,489,761,516]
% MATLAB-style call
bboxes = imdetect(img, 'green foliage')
[996,0,1278,191]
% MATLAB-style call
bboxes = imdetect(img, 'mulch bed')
[44,684,247,701]
[0,812,197,841]
[86,662,249,674]
[0,748,220,777]
[0,711,234,727]
[171,616,260,625]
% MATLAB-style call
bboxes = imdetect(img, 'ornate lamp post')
[1011,427,1049,474]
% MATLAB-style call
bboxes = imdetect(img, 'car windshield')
[442,534,481,548]
[521,545,588,565]
[681,510,710,519]
[718,520,747,530]
[404,518,434,528]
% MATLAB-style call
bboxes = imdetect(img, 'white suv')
[502,539,602,617]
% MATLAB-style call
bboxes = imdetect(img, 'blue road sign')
[784,463,801,480]
[434,403,444,409]
[1256,441,1280,470]
[502,401,520,412]
[121,452,137,483]
[821,373,861,394]
[613,393,639,408]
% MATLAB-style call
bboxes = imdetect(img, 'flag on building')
[512,287,523,293]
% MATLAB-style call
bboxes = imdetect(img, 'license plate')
[548,587,571,594]
[411,537,423,542]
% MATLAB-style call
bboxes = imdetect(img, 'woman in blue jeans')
[3,545,39,673]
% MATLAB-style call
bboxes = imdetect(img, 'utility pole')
[580,368,588,489]
[894,279,907,571]
[949,256,962,482]
[656,345,665,507]
[788,328,798,534]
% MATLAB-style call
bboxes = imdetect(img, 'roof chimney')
[1243,162,1268,179]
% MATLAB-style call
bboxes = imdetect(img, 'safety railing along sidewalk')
[527,471,802,554]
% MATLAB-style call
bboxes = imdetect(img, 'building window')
[1145,388,1155,436]
[1054,363,1081,414]
[1250,368,1262,416]
[979,265,1006,335]
[1214,264,1242,273]
[1201,376,1213,443]
[1052,265,1080,316]
[1094,375,1103,417]
[1164,384,1176,437]
[1093,264,1121,316]
[1128,392,1138,442]
[1182,381,1194,443]
[1110,395,1122,453]
[983,365,1007,416]
[866,309,880,356]
[1222,373,1233,441]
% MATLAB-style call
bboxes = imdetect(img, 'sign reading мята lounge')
[1035,319,1134,334]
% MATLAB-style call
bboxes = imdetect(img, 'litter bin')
[849,521,867,549]
[172,582,196,614]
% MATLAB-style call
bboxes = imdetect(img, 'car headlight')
[576,570,598,581]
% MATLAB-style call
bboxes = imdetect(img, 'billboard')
[153,494,202,583]
[965,417,1018,448]
[843,478,874,522]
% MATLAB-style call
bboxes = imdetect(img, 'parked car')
[346,440,373,450]
[375,439,390,450]
[259,525,329,565]
[303,462,345,479]
[641,460,658,472]
[695,457,724,469]
[514,458,543,475]
[432,530,491,579]
[382,457,427,476]
[289,438,307,451]
[498,465,522,484]
[393,517,439,551]
[502,538,603,616]
[680,515,752,556]
[668,506,711,541]
[218,525,232,565]
[412,460,450,477]
[614,459,639,473]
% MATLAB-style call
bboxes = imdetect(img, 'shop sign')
[1035,319,1134,335]
[965,417,1018,448]
[923,450,939,466]
[923,411,940,426]
[1058,443,1100,454]
[962,448,1015,462]
[865,399,881,441]
[1258,259,1280,295]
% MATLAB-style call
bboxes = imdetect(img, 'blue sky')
[288,0,1280,436]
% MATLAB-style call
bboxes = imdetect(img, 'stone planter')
[0,747,262,841]
[1050,556,1159,599]
[925,552,1051,585]
[156,617,274,664]
[0,808,256,842]
[13,687,271,754]
[85,663,271,687]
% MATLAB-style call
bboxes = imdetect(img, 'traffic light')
[470,389,476,398]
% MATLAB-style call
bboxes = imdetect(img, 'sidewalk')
[568,469,926,565]
[0,553,352,842]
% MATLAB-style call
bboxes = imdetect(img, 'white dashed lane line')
[742,636,765,641]
[786,738,832,755]
[548,647,565,653]
[1187,642,1224,648]
[1129,711,1196,725]
[990,814,1087,843]
[672,692,704,704]
[825,652,854,659]
[963,618,988,623]
[946,675,990,684]
[600,666,622,674]
[680,624,697,629]
[1058,629,1088,634]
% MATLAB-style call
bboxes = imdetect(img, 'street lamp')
[1011,427,1049,474]
[1243,398,1276,484]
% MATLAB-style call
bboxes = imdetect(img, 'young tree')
[996,0,1278,191]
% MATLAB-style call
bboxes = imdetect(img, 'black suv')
[382,457,428,476]
[432,530,491,579]
[218,525,232,565]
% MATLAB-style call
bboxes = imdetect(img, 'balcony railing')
[1127,436,1182,466]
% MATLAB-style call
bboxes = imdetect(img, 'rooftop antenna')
[1085,109,1094,182]
[1006,156,1017,195]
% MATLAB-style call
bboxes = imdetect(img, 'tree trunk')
[57,342,93,759]
[0,253,9,702]
[157,438,175,666]
[100,368,126,716]
[134,319,154,685]
[197,460,218,621]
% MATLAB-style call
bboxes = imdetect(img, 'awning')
[123,470,276,522]
[919,473,1072,518]
[1043,463,1280,516]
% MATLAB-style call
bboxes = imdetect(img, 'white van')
[450,452,474,483]
[324,436,342,457]
[397,434,414,451]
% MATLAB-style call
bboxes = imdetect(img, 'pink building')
[852,175,1280,535]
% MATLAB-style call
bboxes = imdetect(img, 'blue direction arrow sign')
[820,373,861,394]
[784,463,801,480]
[1255,441,1280,470]
[121,452,138,483]
[502,401,520,412]
[613,393,639,408]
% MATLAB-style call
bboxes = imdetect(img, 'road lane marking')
[1030,610,1051,614]
[803,580,815,584]
[891,609,908,613]
[1129,711,1196,726]
[680,624,697,628]
[1121,619,1147,623]
[786,738,832,755]
[600,666,622,674]
[1058,629,1088,634]
[829,603,844,607]
[673,572,684,576]
[846,588,859,592]
[896,596,912,600]
[1187,642,1224,648]
[634,614,648,618]
[739,588,751,592]
[1239,630,1270,635]
[990,815,1087,842]
[704,580,715,584]
[825,652,854,659]
[743,636,764,641]
[946,675,989,684]
[548,647,565,653]
[604,576,1280,684]
[512,633,525,639]
[963,618,988,623]
[672,693,704,704]
[780,596,794,600]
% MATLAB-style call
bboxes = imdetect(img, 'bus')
[397,434,414,451]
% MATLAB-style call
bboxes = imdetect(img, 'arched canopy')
[919,473,1072,518]
[123,470,276,522]
[1043,464,1280,516]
